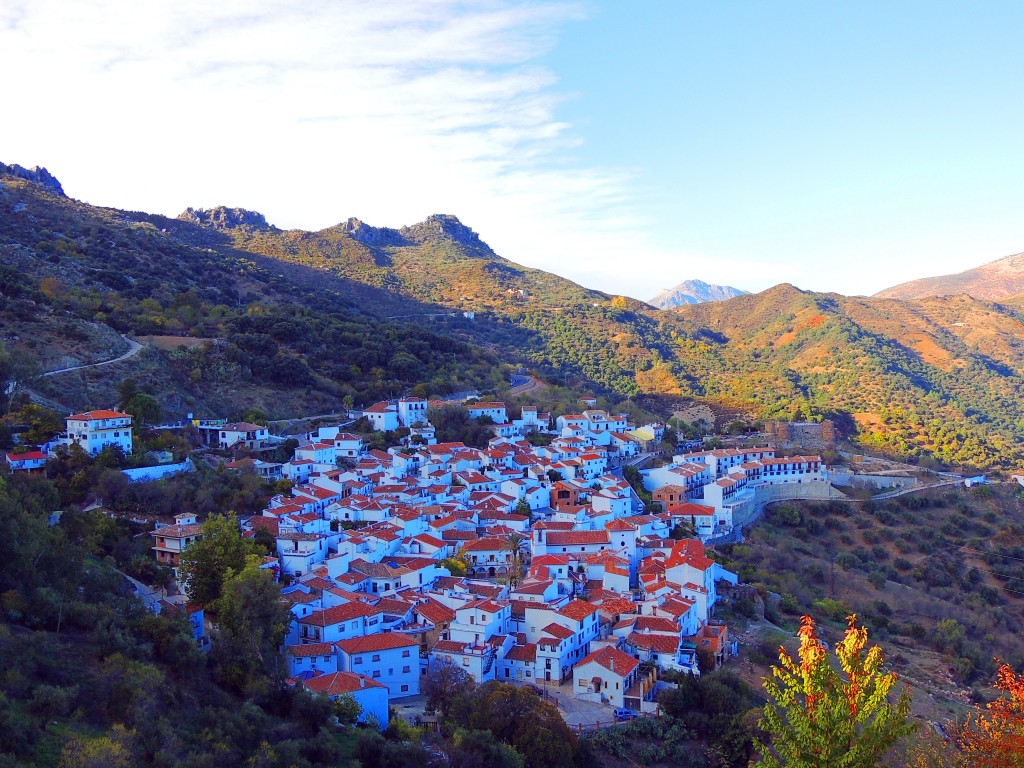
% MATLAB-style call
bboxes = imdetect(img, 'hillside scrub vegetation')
[717,484,1024,689]
[7,168,1024,467]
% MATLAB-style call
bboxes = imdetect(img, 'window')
[372,670,380,678]
[403,666,410,673]
[462,658,469,666]
[402,649,411,658]
[354,657,363,665]
[401,684,409,692]
[372,654,380,662]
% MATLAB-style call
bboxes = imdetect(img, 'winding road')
[43,335,144,377]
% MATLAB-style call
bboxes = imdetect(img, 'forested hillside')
[0,173,507,418]
[670,286,1024,468]
[5,165,1024,468]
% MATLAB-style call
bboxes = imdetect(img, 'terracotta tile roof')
[6,450,47,462]
[302,671,386,696]
[336,633,417,654]
[153,523,202,539]
[415,599,456,624]
[68,409,131,421]
[513,580,552,595]
[627,632,679,654]
[545,530,611,546]
[504,643,537,662]
[558,599,598,622]
[298,602,381,626]
[461,536,508,552]
[373,598,414,616]
[605,519,637,532]
[577,646,640,677]
[634,616,679,633]
[597,597,637,616]
[541,622,574,640]
[285,642,334,657]
[667,502,716,518]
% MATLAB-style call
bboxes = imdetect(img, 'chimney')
[360,675,365,688]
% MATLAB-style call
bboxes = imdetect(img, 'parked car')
[613,708,638,721]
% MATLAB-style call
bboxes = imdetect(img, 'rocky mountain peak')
[0,162,65,196]
[339,217,408,247]
[400,214,483,247]
[177,206,273,231]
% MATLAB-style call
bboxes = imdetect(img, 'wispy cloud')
[0,0,718,298]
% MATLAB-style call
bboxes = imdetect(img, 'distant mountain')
[648,280,748,308]
[875,251,1024,301]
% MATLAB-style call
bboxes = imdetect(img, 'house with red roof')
[296,601,384,644]
[300,672,388,728]
[4,450,47,471]
[335,632,420,697]
[60,409,133,456]
[151,513,202,567]
[573,646,642,709]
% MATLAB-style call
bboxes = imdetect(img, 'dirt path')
[43,335,144,377]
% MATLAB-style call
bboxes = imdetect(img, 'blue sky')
[2,1,1022,299]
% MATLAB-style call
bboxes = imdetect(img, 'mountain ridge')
[5,162,1024,468]
[875,251,1024,301]
[648,279,748,308]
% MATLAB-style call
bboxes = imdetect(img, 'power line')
[952,545,1024,564]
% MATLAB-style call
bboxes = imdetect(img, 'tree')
[447,728,525,768]
[334,693,362,726]
[957,662,1024,767]
[457,681,578,768]
[211,556,291,691]
[124,393,160,428]
[179,513,258,606]
[440,555,468,577]
[58,724,133,768]
[423,657,475,719]
[502,532,526,589]
[756,614,915,768]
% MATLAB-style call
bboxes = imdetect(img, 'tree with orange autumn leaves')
[957,661,1024,767]
[756,615,915,767]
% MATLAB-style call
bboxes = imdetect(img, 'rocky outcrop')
[340,213,489,251]
[177,206,274,231]
[339,217,409,247]
[400,214,484,247]
[0,163,65,196]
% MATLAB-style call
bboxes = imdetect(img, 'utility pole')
[829,550,836,599]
